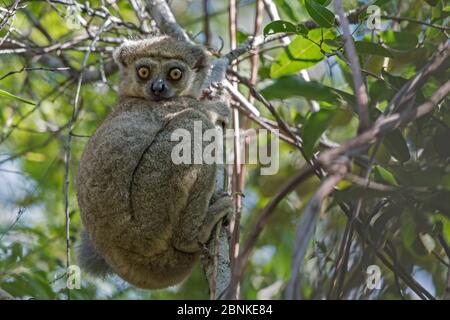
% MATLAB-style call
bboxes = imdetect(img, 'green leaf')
[261,76,338,102]
[354,41,395,58]
[263,20,309,37]
[381,69,406,89]
[369,79,395,103]
[0,88,35,105]
[374,165,398,186]
[381,31,418,51]
[236,30,250,44]
[324,36,343,49]
[384,130,410,163]
[315,0,332,5]
[303,108,336,158]
[304,0,335,28]
[373,0,391,6]
[260,75,355,108]
[401,213,417,249]
[425,0,439,6]
[331,186,392,208]
[296,23,309,36]
[270,29,331,77]
[264,20,297,36]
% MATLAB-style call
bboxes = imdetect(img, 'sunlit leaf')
[270,29,332,77]
[264,20,297,36]
[374,165,398,186]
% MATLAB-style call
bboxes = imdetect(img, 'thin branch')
[382,15,450,32]
[203,0,211,46]
[145,0,190,42]
[228,0,241,296]
[62,17,112,300]
[318,78,450,168]
[225,78,449,299]
[334,0,369,133]
[286,164,348,299]
[0,288,13,300]
[225,166,316,299]
[437,232,450,300]
[385,43,450,115]
[0,66,70,81]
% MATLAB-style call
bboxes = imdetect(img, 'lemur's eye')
[169,68,182,80]
[137,66,150,79]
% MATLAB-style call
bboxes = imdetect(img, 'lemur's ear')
[192,47,208,72]
[113,41,133,68]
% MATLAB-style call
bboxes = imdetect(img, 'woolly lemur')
[76,36,233,289]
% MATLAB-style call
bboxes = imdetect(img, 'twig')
[286,163,348,299]
[0,208,25,242]
[334,0,369,133]
[437,232,450,300]
[203,0,211,46]
[0,66,70,81]
[382,15,450,32]
[318,78,450,167]
[0,0,20,30]
[223,62,450,299]
[0,288,13,300]
[385,43,450,115]
[228,0,241,283]
[62,17,112,300]
[225,166,316,299]
[337,44,450,289]
[328,218,354,299]
[145,0,190,42]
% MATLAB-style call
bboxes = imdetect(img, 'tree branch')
[0,288,13,300]
[334,0,369,133]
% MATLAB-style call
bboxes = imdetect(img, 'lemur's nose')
[151,79,166,95]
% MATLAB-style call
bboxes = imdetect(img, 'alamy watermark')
[66,265,81,290]
[170,121,280,175]
[366,264,382,290]
[50,265,81,291]
[366,5,382,30]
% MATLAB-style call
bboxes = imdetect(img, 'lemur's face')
[114,37,209,101]
[130,57,192,101]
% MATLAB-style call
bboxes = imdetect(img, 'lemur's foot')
[198,193,234,244]
[200,82,225,101]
